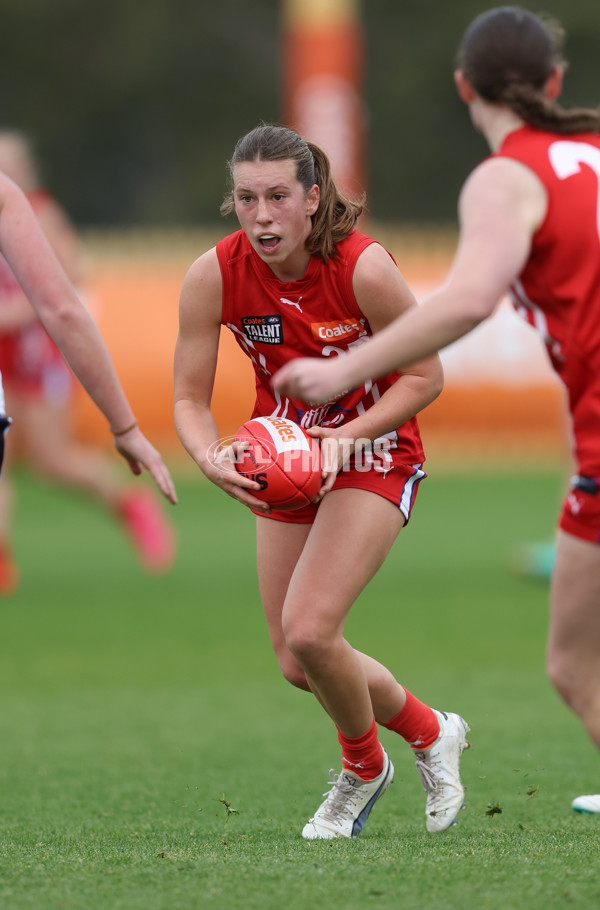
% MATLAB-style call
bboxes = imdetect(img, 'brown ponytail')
[458,6,600,135]
[502,83,600,135]
[221,124,364,262]
[304,141,364,262]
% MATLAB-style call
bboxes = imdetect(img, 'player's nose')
[256,199,271,223]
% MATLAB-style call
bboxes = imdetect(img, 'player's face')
[233,159,319,282]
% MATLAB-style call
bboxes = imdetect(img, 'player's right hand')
[203,440,272,513]
[114,426,178,504]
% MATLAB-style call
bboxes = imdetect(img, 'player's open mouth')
[258,234,281,252]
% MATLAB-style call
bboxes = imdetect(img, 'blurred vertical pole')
[281,0,366,202]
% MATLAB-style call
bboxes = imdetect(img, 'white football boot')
[413,710,471,832]
[572,794,600,814]
[302,749,394,839]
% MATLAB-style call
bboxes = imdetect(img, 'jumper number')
[549,140,600,241]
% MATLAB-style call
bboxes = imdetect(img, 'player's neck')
[473,101,525,152]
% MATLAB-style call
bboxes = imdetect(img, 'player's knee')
[280,659,310,691]
[282,621,331,670]
[270,639,310,690]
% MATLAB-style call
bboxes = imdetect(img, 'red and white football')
[234,416,322,511]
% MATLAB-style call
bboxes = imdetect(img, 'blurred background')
[2,0,596,463]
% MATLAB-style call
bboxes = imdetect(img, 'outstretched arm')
[0,172,177,503]
[273,158,545,404]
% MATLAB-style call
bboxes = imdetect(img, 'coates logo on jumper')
[242,314,283,345]
[311,318,366,343]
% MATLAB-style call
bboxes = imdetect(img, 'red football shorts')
[254,454,427,525]
[0,327,72,405]
[559,474,600,544]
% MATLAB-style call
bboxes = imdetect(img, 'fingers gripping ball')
[234,416,322,510]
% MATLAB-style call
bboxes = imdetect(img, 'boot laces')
[415,753,441,800]
[317,770,360,823]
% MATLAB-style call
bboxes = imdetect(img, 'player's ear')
[306,184,319,216]
[545,65,563,101]
[454,69,476,104]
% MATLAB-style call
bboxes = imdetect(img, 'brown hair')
[458,6,600,134]
[220,124,365,262]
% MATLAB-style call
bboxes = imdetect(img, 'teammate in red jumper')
[174,124,470,838]
[0,154,177,512]
[274,7,600,815]
[0,131,176,590]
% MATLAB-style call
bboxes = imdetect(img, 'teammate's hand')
[114,426,178,504]
[272,357,349,405]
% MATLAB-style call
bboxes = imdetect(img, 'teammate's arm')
[309,242,444,490]
[345,241,444,438]
[274,158,546,404]
[0,172,177,503]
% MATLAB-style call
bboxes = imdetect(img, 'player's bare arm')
[173,249,269,512]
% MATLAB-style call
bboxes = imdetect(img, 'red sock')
[382,689,439,750]
[337,716,384,781]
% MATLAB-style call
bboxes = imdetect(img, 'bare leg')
[548,530,600,750]
[19,397,123,504]
[257,518,313,690]
[1,390,175,575]
[257,503,408,722]
[258,489,406,737]
[258,489,469,836]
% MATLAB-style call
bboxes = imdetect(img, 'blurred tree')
[363,0,600,222]
[0,0,280,225]
[0,0,598,226]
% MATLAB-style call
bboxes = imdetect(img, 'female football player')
[174,123,470,839]
[274,6,600,815]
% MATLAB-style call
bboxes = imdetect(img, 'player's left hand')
[114,426,178,504]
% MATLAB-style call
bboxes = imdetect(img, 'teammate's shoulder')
[458,154,548,237]
[463,154,544,201]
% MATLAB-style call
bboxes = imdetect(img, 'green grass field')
[1,461,599,910]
